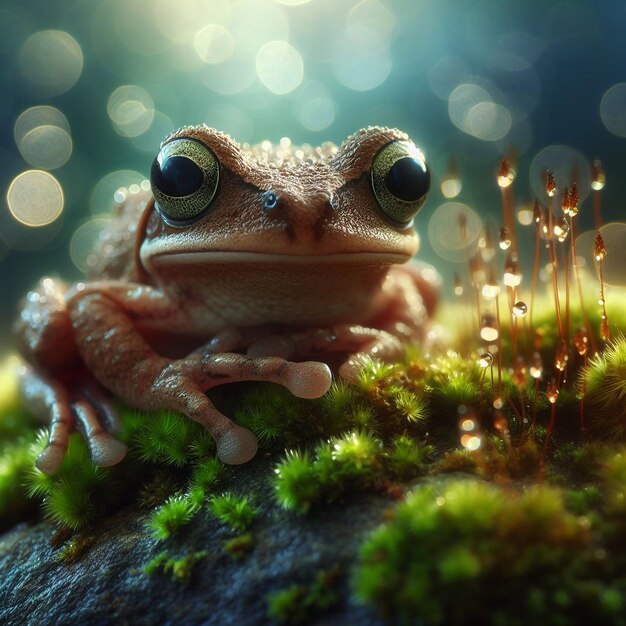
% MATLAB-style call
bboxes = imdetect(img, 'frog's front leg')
[66,283,331,466]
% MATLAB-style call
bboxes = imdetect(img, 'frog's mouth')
[146,251,411,267]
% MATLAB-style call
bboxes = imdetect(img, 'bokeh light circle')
[7,170,64,227]
[529,145,591,204]
[600,83,626,138]
[428,56,471,100]
[465,102,512,141]
[89,170,145,215]
[295,82,336,132]
[129,111,175,153]
[332,41,392,91]
[14,106,70,144]
[256,41,304,95]
[427,202,483,263]
[18,30,83,96]
[18,125,73,170]
[575,223,626,286]
[194,24,235,64]
[70,217,113,273]
[448,83,511,141]
[107,85,155,137]
[346,0,395,55]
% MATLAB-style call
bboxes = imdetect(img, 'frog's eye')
[370,140,430,226]
[150,137,219,225]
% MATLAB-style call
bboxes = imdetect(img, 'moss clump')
[267,565,342,625]
[581,336,626,438]
[208,492,256,531]
[143,550,208,581]
[273,431,382,514]
[273,430,435,514]
[223,532,255,560]
[148,493,200,541]
[134,410,214,466]
[56,534,96,564]
[385,434,434,480]
[25,433,114,530]
[353,480,609,626]
[0,434,38,530]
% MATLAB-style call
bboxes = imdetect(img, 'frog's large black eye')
[370,140,430,226]
[150,137,219,225]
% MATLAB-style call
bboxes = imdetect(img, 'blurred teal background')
[1,0,625,345]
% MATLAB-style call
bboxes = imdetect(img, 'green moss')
[223,532,255,560]
[582,336,626,438]
[273,431,383,514]
[148,493,200,541]
[385,435,433,480]
[208,492,256,531]
[25,434,114,530]
[137,473,180,509]
[56,534,96,564]
[354,481,594,626]
[143,549,208,581]
[0,434,38,529]
[134,410,204,466]
[267,565,342,625]
[189,457,222,496]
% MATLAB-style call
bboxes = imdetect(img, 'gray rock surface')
[0,457,391,626]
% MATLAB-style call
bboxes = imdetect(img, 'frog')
[13,125,439,475]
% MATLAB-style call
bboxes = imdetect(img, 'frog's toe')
[88,433,128,467]
[216,424,258,465]
[36,442,67,475]
[284,361,333,399]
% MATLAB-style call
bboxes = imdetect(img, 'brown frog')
[14,125,439,474]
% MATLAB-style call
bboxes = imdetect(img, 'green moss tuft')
[208,492,256,531]
[582,336,626,439]
[273,450,318,514]
[135,410,200,466]
[0,433,38,529]
[223,532,255,560]
[28,434,113,530]
[354,480,596,625]
[385,434,433,480]
[55,534,96,564]
[143,549,208,581]
[267,566,342,625]
[189,457,222,496]
[273,431,384,514]
[148,493,200,540]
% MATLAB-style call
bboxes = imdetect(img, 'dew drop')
[512,301,528,317]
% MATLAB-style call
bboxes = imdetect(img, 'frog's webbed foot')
[19,366,127,474]
[242,324,404,382]
[153,354,332,464]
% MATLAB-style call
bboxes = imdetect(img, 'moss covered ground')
[1,290,626,625]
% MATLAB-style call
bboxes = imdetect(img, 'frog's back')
[86,187,152,282]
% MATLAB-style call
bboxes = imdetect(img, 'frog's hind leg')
[19,366,127,474]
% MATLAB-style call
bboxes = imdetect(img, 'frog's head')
[139,126,431,326]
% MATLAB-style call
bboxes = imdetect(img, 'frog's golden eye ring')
[371,140,430,227]
[150,137,219,225]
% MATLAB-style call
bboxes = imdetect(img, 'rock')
[0,457,393,626]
